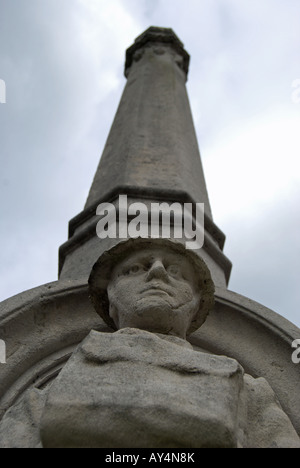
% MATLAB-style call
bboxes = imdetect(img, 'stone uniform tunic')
[39,328,300,448]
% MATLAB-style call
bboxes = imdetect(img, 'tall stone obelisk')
[59,27,232,288]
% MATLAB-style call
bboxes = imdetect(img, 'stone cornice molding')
[125,26,190,78]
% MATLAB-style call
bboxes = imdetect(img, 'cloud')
[201,108,300,327]
[204,109,300,220]
[0,0,141,298]
[223,192,300,326]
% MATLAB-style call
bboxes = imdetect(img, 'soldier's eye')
[166,264,181,277]
[125,264,145,275]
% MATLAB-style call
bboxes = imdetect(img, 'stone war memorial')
[0,27,300,449]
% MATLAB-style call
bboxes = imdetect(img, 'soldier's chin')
[119,301,180,335]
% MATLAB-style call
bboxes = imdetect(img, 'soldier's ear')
[109,303,119,328]
[190,291,202,320]
[193,290,202,306]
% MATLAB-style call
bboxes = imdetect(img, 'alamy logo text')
[292,339,300,364]
[0,340,6,364]
[96,195,204,250]
[291,79,300,104]
[0,79,6,104]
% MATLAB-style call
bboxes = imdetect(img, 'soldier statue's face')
[107,247,201,339]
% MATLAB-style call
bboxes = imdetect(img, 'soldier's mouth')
[140,283,173,296]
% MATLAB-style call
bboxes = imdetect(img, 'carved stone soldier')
[0,238,299,447]
[38,238,299,448]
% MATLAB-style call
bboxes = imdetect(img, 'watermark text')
[291,339,300,364]
[0,339,6,364]
[291,79,300,104]
[96,195,204,250]
[104,451,195,464]
[0,79,6,104]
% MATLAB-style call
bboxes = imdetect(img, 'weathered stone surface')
[242,374,300,448]
[125,26,190,78]
[0,388,47,448]
[39,328,300,448]
[59,26,232,289]
[85,27,209,213]
[40,328,244,448]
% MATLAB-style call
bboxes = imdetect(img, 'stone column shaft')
[59,27,232,287]
[86,28,212,218]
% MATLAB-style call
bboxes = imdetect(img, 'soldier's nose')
[146,260,169,282]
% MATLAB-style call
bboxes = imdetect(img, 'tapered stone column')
[86,27,211,214]
[59,27,232,287]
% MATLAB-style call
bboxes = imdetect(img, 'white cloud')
[204,107,300,222]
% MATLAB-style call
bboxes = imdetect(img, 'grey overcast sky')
[0,0,300,327]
